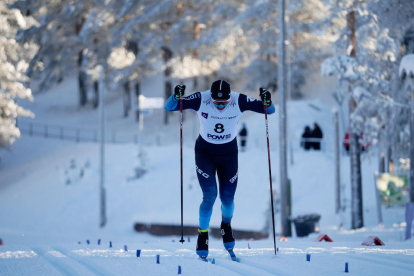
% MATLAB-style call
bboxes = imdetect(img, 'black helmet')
[210,80,231,100]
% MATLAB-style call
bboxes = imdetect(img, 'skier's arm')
[164,92,201,111]
[238,94,275,114]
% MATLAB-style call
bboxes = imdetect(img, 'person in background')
[239,123,248,152]
[311,123,323,150]
[300,126,312,150]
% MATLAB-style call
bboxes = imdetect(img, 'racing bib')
[196,91,242,144]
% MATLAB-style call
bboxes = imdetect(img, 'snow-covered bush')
[0,1,37,149]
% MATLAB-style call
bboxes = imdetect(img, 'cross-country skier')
[164,80,275,259]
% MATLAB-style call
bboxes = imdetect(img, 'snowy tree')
[12,0,96,94]
[14,0,340,104]
[0,0,37,150]
[322,0,414,228]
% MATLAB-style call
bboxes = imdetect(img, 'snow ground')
[0,77,413,275]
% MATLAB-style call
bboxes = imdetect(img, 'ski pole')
[179,97,185,244]
[264,106,277,255]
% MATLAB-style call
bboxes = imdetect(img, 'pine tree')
[0,0,36,150]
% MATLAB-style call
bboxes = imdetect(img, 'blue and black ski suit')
[165,91,275,230]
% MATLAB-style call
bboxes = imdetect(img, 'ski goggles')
[213,99,230,108]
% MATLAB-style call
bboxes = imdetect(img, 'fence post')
[112,132,116,144]
[76,129,80,143]
[94,131,98,143]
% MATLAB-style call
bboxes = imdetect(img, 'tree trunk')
[410,86,414,202]
[123,81,131,117]
[379,152,385,173]
[163,46,173,125]
[93,81,99,108]
[135,82,141,122]
[79,71,87,106]
[387,146,394,173]
[164,81,172,125]
[347,10,364,230]
[334,110,341,214]
[78,50,87,106]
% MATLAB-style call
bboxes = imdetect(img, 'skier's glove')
[174,84,186,99]
[260,88,272,107]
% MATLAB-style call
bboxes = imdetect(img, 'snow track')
[344,253,414,275]
[53,246,115,276]
[31,246,94,276]
[215,258,276,276]
[238,258,296,276]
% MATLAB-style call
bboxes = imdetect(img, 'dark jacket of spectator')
[301,126,312,150]
[239,123,248,151]
[311,123,323,150]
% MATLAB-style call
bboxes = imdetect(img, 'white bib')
[196,91,242,144]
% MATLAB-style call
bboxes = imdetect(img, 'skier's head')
[210,80,231,110]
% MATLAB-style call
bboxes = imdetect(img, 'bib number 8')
[214,123,225,133]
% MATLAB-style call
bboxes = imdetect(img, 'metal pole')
[334,110,341,213]
[287,2,292,102]
[138,112,144,154]
[410,86,414,202]
[289,135,294,166]
[98,65,107,227]
[374,172,383,225]
[278,0,290,237]
[265,107,277,255]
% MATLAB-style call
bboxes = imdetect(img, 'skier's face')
[213,99,229,110]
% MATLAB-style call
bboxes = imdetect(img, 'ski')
[227,249,240,262]
[199,257,215,264]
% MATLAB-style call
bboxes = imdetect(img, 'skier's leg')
[195,150,217,230]
[195,150,217,258]
[217,153,238,223]
[217,153,238,250]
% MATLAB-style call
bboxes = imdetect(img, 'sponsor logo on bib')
[207,133,231,140]
[201,112,208,119]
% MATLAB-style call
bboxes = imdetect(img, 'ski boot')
[221,222,235,251]
[196,228,209,258]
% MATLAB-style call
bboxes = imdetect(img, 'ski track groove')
[215,258,277,276]
[31,246,82,276]
[53,246,115,276]
[345,253,414,274]
[358,252,414,269]
[238,258,296,276]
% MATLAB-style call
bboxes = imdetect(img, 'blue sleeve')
[238,94,275,114]
[164,92,201,111]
